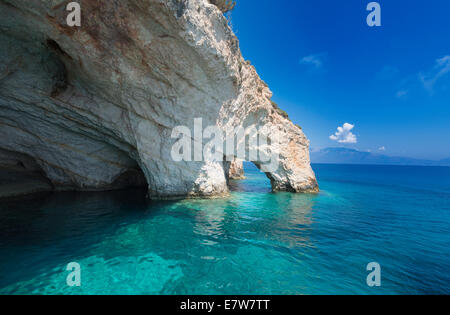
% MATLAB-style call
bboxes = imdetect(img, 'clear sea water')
[0,163,449,295]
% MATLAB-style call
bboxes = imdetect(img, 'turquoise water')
[0,164,449,294]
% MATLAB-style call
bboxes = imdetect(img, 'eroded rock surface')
[0,0,318,199]
[229,159,245,180]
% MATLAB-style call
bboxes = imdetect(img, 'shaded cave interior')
[0,148,149,199]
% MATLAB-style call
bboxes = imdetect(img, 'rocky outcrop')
[0,0,318,199]
[208,0,236,13]
[228,159,245,180]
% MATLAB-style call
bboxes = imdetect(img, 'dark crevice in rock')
[46,39,73,60]
[45,39,69,97]
[111,167,148,190]
[172,0,188,18]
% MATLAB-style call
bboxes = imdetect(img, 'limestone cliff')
[0,0,318,199]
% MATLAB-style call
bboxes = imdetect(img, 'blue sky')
[231,0,450,160]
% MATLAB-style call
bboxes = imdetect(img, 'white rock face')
[228,159,245,180]
[0,0,318,199]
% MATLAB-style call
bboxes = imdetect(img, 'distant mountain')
[310,148,450,166]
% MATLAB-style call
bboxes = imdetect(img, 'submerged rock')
[0,0,318,199]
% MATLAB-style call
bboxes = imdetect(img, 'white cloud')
[378,146,386,151]
[419,55,450,93]
[330,123,357,144]
[300,53,325,69]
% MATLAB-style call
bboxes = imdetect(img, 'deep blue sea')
[0,164,449,295]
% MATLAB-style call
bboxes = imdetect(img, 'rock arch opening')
[227,159,272,193]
